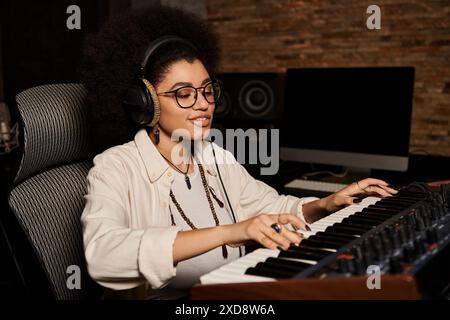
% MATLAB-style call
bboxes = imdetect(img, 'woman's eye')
[177,89,193,98]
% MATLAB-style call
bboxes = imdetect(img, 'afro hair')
[78,5,220,155]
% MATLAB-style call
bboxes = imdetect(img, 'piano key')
[252,261,301,276]
[308,233,358,243]
[279,249,328,261]
[353,211,393,219]
[337,221,376,231]
[300,238,348,249]
[312,231,358,241]
[245,265,295,279]
[265,257,311,270]
[324,225,366,236]
[342,216,385,225]
[288,245,335,256]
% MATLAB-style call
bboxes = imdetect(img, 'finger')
[377,184,398,194]
[277,213,308,231]
[360,178,389,188]
[258,236,279,250]
[344,196,356,205]
[261,224,292,250]
[280,227,303,246]
[261,214,306,245]
[365,185,391,197]
[352,197,364,204]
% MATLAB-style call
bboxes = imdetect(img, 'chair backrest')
[6,83,101,299]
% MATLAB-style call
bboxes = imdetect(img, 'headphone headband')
[139,35,198,78]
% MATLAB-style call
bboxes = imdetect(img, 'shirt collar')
[133,128,218,183]
[134,128,169,183]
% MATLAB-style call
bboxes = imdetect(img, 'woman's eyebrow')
[201,78,212,85]
[168,78,211,90]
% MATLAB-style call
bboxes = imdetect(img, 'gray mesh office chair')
[5,83,101,299]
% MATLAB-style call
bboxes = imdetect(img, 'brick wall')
[207,0,450,156]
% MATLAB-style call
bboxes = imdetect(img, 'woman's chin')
[189,126,211,141]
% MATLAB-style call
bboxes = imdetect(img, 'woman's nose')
[192,92,209,110]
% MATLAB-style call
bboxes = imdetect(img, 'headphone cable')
[210,140,243,257]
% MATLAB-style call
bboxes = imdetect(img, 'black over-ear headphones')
[122,35,198,127]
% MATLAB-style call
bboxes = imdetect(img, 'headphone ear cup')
[122,82,154,127]
[141,78,160,127]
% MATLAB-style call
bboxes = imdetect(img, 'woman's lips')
[190,117,210,127]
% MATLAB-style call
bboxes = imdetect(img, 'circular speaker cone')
[238,80,274,117]
[215,91,232,119]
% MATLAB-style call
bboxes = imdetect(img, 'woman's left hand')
[324,178,398,213]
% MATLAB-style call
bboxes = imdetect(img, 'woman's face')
[155,59,215,141]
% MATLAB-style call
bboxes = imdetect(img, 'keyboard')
[200,196,380,284]
[200,183,450,299]
[284,179,348,197]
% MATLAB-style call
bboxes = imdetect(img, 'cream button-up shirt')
[81,128,317,292]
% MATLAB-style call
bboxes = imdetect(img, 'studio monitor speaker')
[215,73,284,122]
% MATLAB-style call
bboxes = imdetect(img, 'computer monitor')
[280,67,415,174]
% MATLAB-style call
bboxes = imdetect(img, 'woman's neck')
[149,126,194,174]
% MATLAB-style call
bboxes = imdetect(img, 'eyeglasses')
[157,82,221,109]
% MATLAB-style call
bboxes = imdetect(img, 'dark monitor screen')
[281,67,414,160]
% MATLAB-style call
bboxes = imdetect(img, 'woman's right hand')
[227,213,307,251]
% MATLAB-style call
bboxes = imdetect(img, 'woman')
[79,6,397,299]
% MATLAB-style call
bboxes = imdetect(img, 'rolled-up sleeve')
[81,158,180,290]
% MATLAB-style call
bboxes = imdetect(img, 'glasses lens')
[176,87,196,108]
[204,83,221,103]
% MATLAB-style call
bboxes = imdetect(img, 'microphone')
[0,101,19,154]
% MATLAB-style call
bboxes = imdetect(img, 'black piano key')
[279,249,325,261]
[353,211,392,220]
[394,191,427,199]
[314,231,358,241]
[363,207,399,215]
[255,261,300,275]
[379,198,418,205]
[370,202,408,210]
[308,234,355,243]
[341,216,384,226]
[306,234,350,245]
[287,245,332,256]
[335,221,375,231]
[245,264,296,278]
[380,194,419,201]
[343,215,384,223]
[298,238,344,250]
[325,225,366,236]
[363,206,398,213]
[265,257,311,270]
[262,258,308,273]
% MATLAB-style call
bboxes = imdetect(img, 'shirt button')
[167,171,172,177]
[161,201,167,207]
